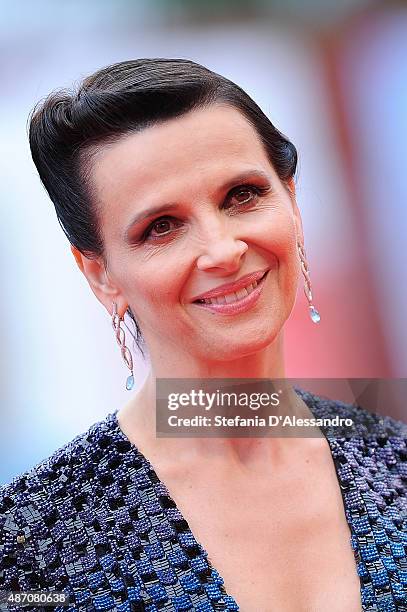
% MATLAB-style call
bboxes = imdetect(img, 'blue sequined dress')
[1,388,407,611]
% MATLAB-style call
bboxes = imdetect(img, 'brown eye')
[143,217,183,241]
[224,185,263,210]
[151,219,172,235]
[232,188,255,204]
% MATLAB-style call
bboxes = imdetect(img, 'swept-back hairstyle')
[29,58,298,353]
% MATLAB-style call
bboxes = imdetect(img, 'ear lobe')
[286,177,296,197]
[71,245,85,273]
[70,245,127,316]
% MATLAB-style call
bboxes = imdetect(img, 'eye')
[224,185,266,209]
[143,217,182,241]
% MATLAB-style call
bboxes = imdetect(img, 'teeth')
[235,287,248,300]
[198,277,263,305]
[224,293,235,304]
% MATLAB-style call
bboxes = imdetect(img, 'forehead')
[89,105,274,226]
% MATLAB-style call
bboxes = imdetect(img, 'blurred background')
[1,0,406,483]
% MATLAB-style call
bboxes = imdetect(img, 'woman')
[1,58,406,612]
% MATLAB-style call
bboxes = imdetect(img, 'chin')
[205,326,279,361]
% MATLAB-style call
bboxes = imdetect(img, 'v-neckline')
[108,387,366,611]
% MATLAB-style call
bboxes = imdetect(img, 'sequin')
[1,387,407,610]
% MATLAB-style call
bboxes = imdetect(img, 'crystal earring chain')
[111,302,135,390]
[297,242,321,324]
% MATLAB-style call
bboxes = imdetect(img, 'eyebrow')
[124,169,271,240]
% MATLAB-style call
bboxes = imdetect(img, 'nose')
[196,229,249,273]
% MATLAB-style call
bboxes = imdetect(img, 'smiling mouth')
[193,271,269,306]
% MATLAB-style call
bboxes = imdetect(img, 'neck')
[117,331,320,468]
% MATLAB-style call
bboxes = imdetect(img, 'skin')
[71,104,362,610]
[72,103,314,463]
[74,104,303,369]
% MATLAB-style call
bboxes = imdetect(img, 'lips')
[192,270,269,315]
[190,269,269,304]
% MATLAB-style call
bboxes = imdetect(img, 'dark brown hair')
[29,58,298,353]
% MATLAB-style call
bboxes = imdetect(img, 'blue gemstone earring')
[297,242,321,324]
[111,302,135,390]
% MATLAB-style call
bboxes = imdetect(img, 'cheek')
[122,241,195,311]
[122,264,180,314]
[257,210,298,265]
[261,217,300,297]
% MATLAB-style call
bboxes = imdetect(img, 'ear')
[71,245,128,318]
[286,178,304,247]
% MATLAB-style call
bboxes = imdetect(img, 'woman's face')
[86,104,304,362]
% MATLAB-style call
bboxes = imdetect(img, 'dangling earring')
[297,242,321,324]
[111,302,135,390]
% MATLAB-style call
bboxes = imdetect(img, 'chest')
[194,493,362,611]
[158,456,363,611]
